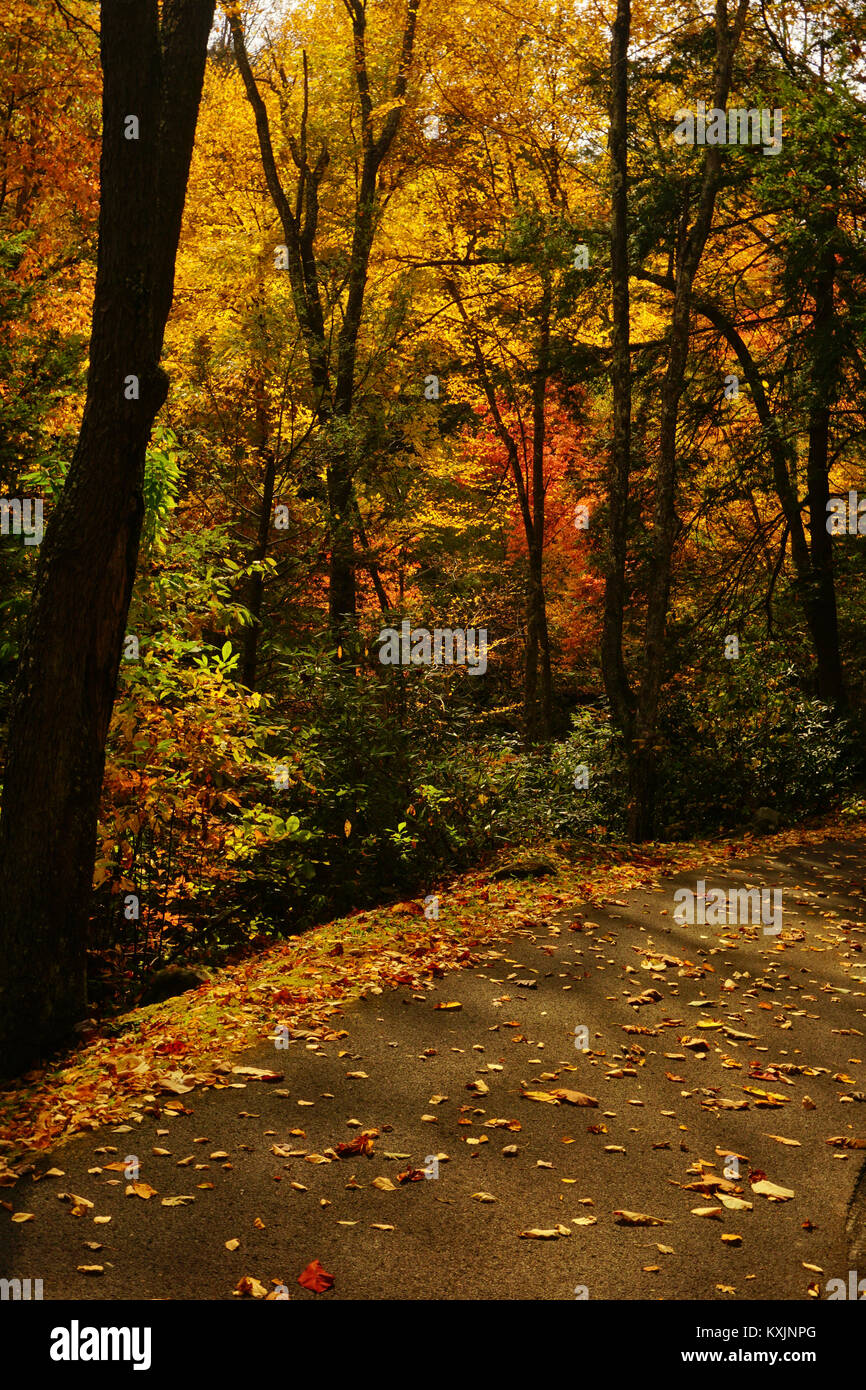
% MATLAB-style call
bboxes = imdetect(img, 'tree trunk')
[525,272,552,742]
[240,371,276,690]
[628,0,749,840]
[601,0,635,742]
[0,0,215,1077]
[805,221,846,706]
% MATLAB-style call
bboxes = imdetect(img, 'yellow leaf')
[125,1182,157,1199]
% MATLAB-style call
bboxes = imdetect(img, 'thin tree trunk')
[529,272,552,741]
[241,372,276,690]
[0,0,215,1077]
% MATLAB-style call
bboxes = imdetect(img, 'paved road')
[3,837,865,1300]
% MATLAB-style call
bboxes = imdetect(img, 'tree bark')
[0,0,215,1077]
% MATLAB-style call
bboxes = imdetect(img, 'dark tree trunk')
[240,372,277,690]
[601,0,635,743]
[0,0,215,1077]
[628,0,749,840]
[805,222,846,706]
[528,273,552,742]
[525,550,552,743]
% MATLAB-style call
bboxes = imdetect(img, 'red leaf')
[335,1132,375,1158]
[297,1259,334,1293]
[396,1166,426,1183]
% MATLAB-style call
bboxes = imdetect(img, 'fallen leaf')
[718,1194,753,1211]
[297,1259,334,1293]
[552,1089,598,1107]
[125,1182,157,1200]
[613,1210,669,1226]
[750,1179,794,1201]
[235,1275,269,1299]
[231,1067,283,1081]
[396,1167,426,1183]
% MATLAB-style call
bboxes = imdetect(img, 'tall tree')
[0,0,216,1077]
[601,0,634,745]
[228,0,421,651]
[603,0,750,839]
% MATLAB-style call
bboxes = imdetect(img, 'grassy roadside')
[2,813,863,1182]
